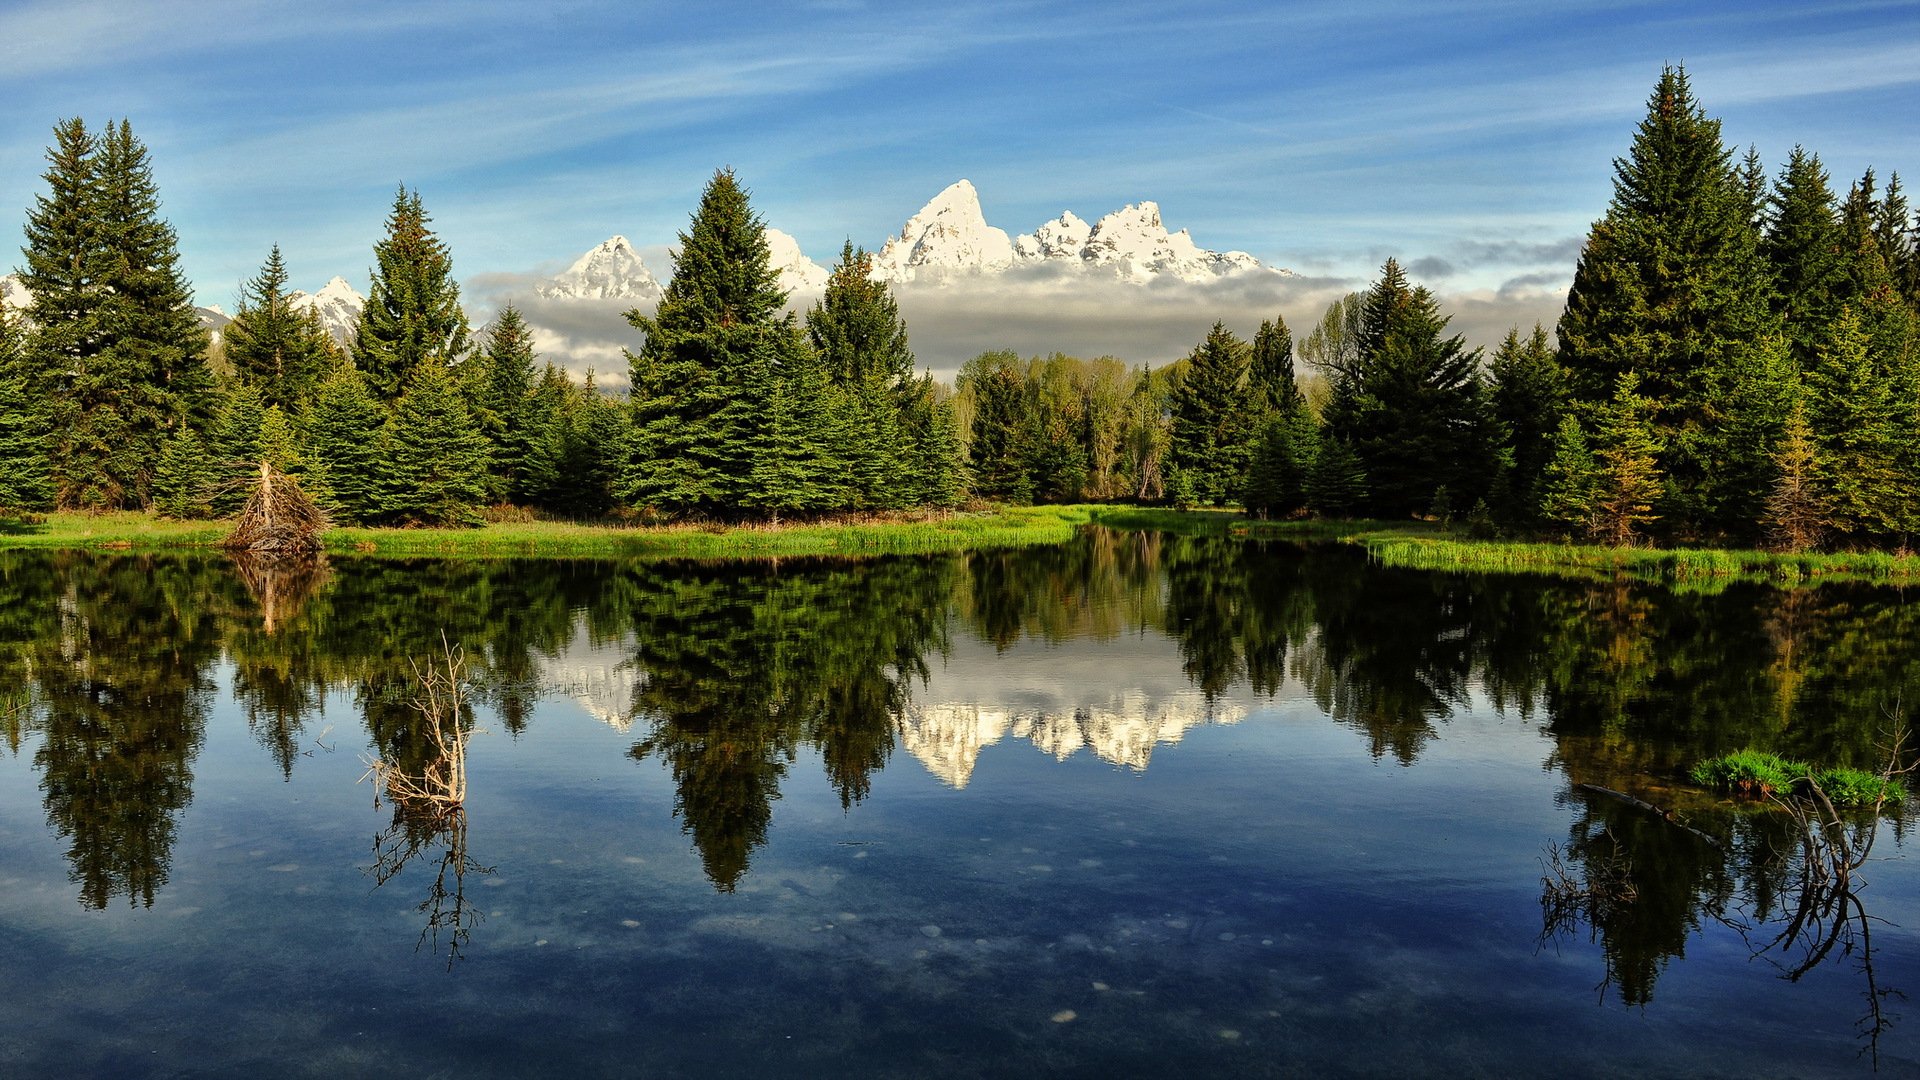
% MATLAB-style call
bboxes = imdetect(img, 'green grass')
[1085,506,1420,540]
[1358,533,1920,587]
[0,506,1094,559]
[1689,749,1906,806]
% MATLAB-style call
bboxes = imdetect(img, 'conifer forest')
[3,66,1918,553]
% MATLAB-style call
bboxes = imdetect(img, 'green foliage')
[1806,307,1907,540]
[304,365,386,524]
[1307,435,1369,518]
[473,308,544,505]
[622,169,827,518]
[1322,260,1497,518]
[1762,147,1846,364]
[1762,394,1830,553]
[807,242,919,509]
[1490,324,1566,527]
[19,118,210,510]
[1558,67,1781,536]
[209,384,267,515]
[0,315,53,513]
[1588,373,1665,547]
[352,187,470,402]
[152,429,215,520]
[1812,766,1906,806]
[1242,408,1317,519]
[372,365,491,527]
[223,245,336,412]
[1169,322,1253,505]
[961,352,1038,502]
[1247,315,1303,417]
[1538,415,1598,536]
[1689,749,1801,797]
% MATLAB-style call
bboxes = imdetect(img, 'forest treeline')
[2,67,1917,549]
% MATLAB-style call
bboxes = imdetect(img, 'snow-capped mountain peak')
[287,276,366,346]
[872,179,1015,281]
[538,235,661,302]
[764,227,828,295]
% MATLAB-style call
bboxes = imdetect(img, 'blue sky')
[3,0,1918,370]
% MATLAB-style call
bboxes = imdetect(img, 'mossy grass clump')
[1690,749,1803,798]
[1690,749,1907,806]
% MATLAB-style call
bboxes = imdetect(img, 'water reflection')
[0,536,1913,1013]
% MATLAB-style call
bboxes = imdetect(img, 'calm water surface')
[0,530,1916,1077]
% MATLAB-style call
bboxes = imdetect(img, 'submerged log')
[1575,783,1725,849]
[223,460,328,556]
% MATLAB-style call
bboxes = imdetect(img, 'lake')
[0,529,1915,1076]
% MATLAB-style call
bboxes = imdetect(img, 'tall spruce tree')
[352,187,469,402]
[1762,147,1846,364]
[1537,415,1599,537]
[1588,373,1665,547]
[1805,307,1907,541]
[0,309,52,513]
[807,242,915,509]
[1558,67,1780,536]
[371,364,491,527]
[224,245,336,412]
[1169,322,1253,505]
[622,169,820,518]
[1489,324,1566,528]
[474,307,542,505]
[20,119,209,509]
[304,364,386,524]
[1248,315,1304,417]
[963,352,1039,502]
[1323,260,1498,518]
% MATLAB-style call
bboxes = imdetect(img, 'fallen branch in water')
[1575,783,1724,849]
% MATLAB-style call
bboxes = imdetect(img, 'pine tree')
[224,245,336,413]
[1489,324,1566,527]
[151,428,213,519]
[20,119,209,509]
[807,241,920,509]
[1323,260,1498,518]
[1762,147,1845,364]
[550,372,621,518]
[1588,373,1665,547]
[1306,435,1368,518]
[899,375,964,509]
[371,364,490,527]
[1806,307,1906,541]
[304,364,386,524]
[0,310,52,513]
[352,187,469,402]
[474,307,542,504]
[622,169,812,518]
[1762,393,1830,553]
[208,384,267,514]
[1557,67,1780,535]
[1169,322,1253,504]
[1537,415,1599,537]
[963,353,1038,502]
[1242,408,1317,519]
[1247,315,1303,417]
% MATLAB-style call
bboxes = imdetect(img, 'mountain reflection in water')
[0,530,1915,1074]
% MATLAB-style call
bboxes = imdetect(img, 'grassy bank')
[1358,533,1920,586]
[1084,506,1421,540]
[0,505,1095,559]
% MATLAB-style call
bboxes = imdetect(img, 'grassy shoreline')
[0,506,1096,559]
[6,505,1918,584]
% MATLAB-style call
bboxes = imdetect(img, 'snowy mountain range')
[872,179,1284,283]
[287,276,366,346]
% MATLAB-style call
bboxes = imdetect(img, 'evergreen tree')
[1805,307,1907,541]
[1537,415,1599,537]
[352,187,469,402]
[0,311,52,513]
[963,353,1038,502]
[1489,324,1566,527]
[1557,67,1780,535]
[208,384,267,514]
[807,242,919,508]
[899,375,964,509]
[1323,260,1498,518]
[474,307,542,504]
[1306,435,1368,518]
[151,428,213,519]
[1248,315,1304,417]
[1588,373,1665,547]
[224,245,335,412]
[20,119,209,509]
[1762,147,1845,364]
[304,364,386,524]
[1762,393,1830,553]
[1242,408,1317,519]
[1168,322,1253,504]
[372,364,490,527]
[551,372,622,519]
[622,169,814,517]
